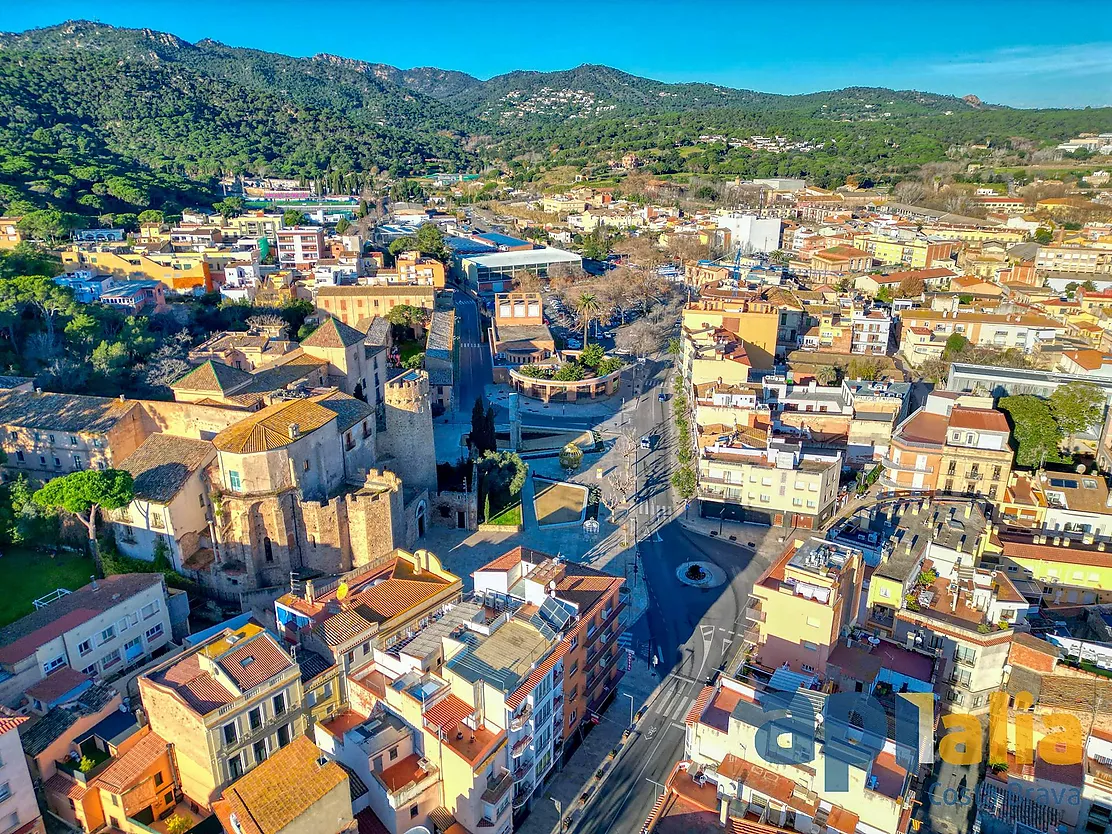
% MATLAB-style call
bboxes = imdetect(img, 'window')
[101,649,121,670]
[223,722,238,745]
[569,662,578,677]
[276,724,291,748]
[81,664,97,677]
[228,755,244,780]
[249,708,262,731]
[0,783,9,802]
[145,623,164,642]
[322,682,333,699]
[569,710,577,725]
[228,471,242,491]
[43,655,66,675]
[254,740,268,764]
[410,806,419,819]
[73,455,83,470]
[14,451,22,463]
[569,635,578,651]
[801,664,815,674]
[141,601,160,619]
[272,693,286,716]
[154,772,164,787]
[362,641,370,655]
[303,459,310,472]
[99,625,116,644]
[389,747,399,761]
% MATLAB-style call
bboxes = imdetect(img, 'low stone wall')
[508,366,623,403]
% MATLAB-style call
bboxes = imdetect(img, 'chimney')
[1053,536,1061,546]
[118,394,126,402]
[965,503,972,518]
[288,423,300,440]
[90,576,99,591]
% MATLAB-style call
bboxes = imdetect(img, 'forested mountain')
[1,20,1111,219]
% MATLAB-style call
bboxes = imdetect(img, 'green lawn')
[487,503,523,526]
[0,547,96,628]
[398,339,424,363]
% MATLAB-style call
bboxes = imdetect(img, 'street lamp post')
[551,797,565,832]
[624,693,635,728]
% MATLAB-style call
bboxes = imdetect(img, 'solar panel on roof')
[537,597,575,630]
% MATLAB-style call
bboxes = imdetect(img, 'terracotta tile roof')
[145,652,230,715]
[212,397,338,453]
[119,433,215,504]
[0,574,164,665]
[312,391,372,432]
[423,694,475,731]
[301,316,366,348]
[172,360,253,393]
[321,609,376,647]
[478,546,547,572]
[894,409,948,447]
[683,687,713,729]
[0,706,27,736]
[25,668,91,704]
[948,406,1009,433]
[218,632,295,690]
[92,729,168,793]
[222,736,348,834]
[0,389,140,433]
[1063,349,1110,370]
[997,530,1112,568]
[44,771,86,801]
[1012,632,1061,657]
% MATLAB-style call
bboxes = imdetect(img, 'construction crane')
[731,246,744,281]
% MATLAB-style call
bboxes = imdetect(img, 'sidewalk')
[515,647,661,834]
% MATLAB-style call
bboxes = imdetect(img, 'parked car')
[641,435,652,450]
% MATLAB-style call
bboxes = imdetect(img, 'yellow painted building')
[62,248,213,292]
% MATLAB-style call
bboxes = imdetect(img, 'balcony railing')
[482,768,513,804]
[880,456,933,475]
[745,606,766,623]
[510,703,532,732]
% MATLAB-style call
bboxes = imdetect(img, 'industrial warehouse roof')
[461,247,581,267]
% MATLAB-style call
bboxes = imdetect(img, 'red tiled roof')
[25,667,90,704]
[684,686,714,725]
[219,634,294,690]
[355,808,391,834]
[948,406,1009,433]
[423,694,474,731]
[0,609,100,665]
[92,730,168,793]
[44,771,86,801]
[0,706,27,736]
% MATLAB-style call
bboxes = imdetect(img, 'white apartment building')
[0,574,172,707]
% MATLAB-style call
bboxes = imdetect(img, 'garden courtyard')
[0,547,96,627]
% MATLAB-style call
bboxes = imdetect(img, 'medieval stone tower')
[377,369,437,494]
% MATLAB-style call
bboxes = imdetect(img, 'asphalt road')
[453,292,492,414]
[572,357,775,834]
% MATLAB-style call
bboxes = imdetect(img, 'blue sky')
[2,0,1111,108]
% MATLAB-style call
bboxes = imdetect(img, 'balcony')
[744,605,766,623]
[967,472,983,482]
[510,703,532,732]
[482,768,513,804]
[513,758,535,782]
[511,733,534,758]
[880,456,933,475]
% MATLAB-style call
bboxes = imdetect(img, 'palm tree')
[575,291,601,346]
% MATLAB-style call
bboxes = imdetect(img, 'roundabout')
[676,560,726,588]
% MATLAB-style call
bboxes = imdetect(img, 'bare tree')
[892,181,927,205]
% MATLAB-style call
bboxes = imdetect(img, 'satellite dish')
[336,583,349,603]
